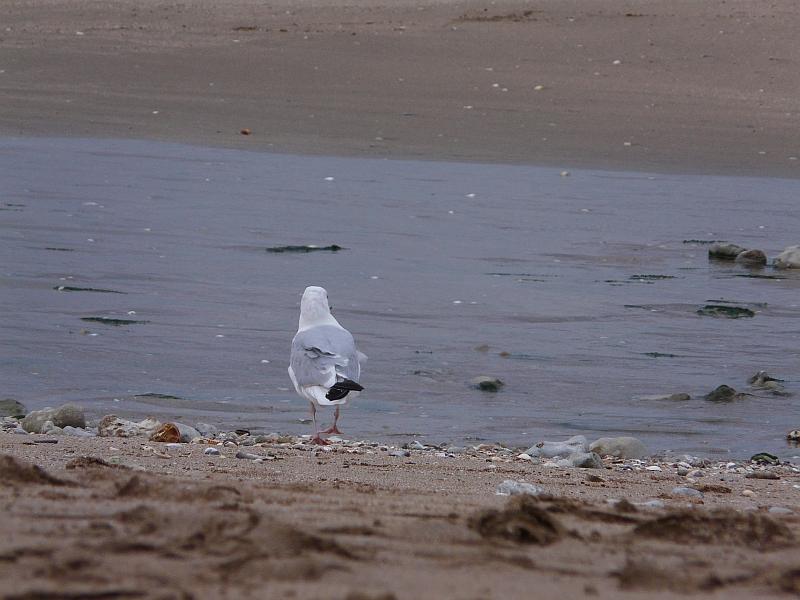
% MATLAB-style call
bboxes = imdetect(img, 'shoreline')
[2,0,800,179]
[2,429,799,598]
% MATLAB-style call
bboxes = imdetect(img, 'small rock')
[589,436,648,459]
[697,305,755,319]
[708,242,747,260]
[495,479,545,497]
[389,450,410,458]
[517,453,534,461]
[645,465,662,472]
[470,376,504,392]
[668,393,691,401]
[204,447,221,456]
[525,435,588,458]
[61,426,95,437]
[774,245,800,269]
[768,506,793,515]
[235,450,261,460]
[750,452,780,465]
[98,415,161,438]
[639,499,665,509]
[677,467,689,476]
[585,473,604,483]
[741,489,756,497]
[567,451,603,469]
[686,469,704,478]
[22,403,86,433]
[408,440,427,451]
[0,399,28,418]
[671,486,703,498]
[704,384,746,402]
[194,422,219,437]
[735,249,767,266]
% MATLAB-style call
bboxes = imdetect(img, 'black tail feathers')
[326,379,364,401]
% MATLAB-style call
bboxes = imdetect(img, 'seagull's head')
[299,286,337,329]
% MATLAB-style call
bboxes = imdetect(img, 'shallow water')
[2,137,799,458]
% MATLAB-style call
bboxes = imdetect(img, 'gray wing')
[290,325,361,388]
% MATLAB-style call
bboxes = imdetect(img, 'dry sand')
[2,432,800,599]
[1,0,799,176]
[3,1,800,597]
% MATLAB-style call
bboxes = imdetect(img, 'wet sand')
[2,0,800,177]
[1,432,800,599]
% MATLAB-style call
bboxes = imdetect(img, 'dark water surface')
[2,138,799,458]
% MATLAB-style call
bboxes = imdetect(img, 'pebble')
[671,486,703,498]
[639,499,666,509]
[745,471,780,480]
[645,465,662,472]
[768,506,793,515]
[525,435,588,459]
[496,479,545,497]
[204,447,220,456]
[389,450,410,458]
[687,469,704,478]
[742,489,756,497]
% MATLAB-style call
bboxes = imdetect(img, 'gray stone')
[671,486,703,498]
[565,451,603,469]
[774,245,800,269]
[525,435,588,458]
[735,249,767,266]
[235,450,260,460]
[470,376,505,392]
[745,471,780,480]
[194,422,219,437]
[704,384,747,402]
[640,499,666,509]
[22,403,86,433]
[495,479,545,496]
[708,242,747,260]
[768,506,793,515]
[61,426,95,437]
[389,450,410,458]
[204,447,221,456]
[0,399,28,418]
[98,415,161,438]
[589,436,649,460]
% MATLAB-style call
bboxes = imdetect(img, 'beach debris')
[671,486,703,498]
[0,398,28,418]
[589,436,648,460]
[469,495,564,545]
[265,244,344,253]
[22,404,86,433]
[704,384,749,402]
[696,304,755,318]
[204,447,221,456]
[149,422,200,443]
[746,472,780,480]
[708,242,747,260]
[524,435,588,459]
[774,245,800,269]
[98,415,162,438]
[495,480,546,497]
[750,452,780,465]
[80,316,149,326]
[734,249,767,266]
[470,376,504,392]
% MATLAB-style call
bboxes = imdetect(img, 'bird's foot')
[321,426,343,435]
[311,435,330,445]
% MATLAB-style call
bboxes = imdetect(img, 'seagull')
[288,286,366,444]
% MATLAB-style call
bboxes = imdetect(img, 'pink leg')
[321,405,343,435]
[309,403,329,445]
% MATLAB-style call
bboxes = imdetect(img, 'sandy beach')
[1,0,799,177]
[3,0,800,597]
[2,430,800,599]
